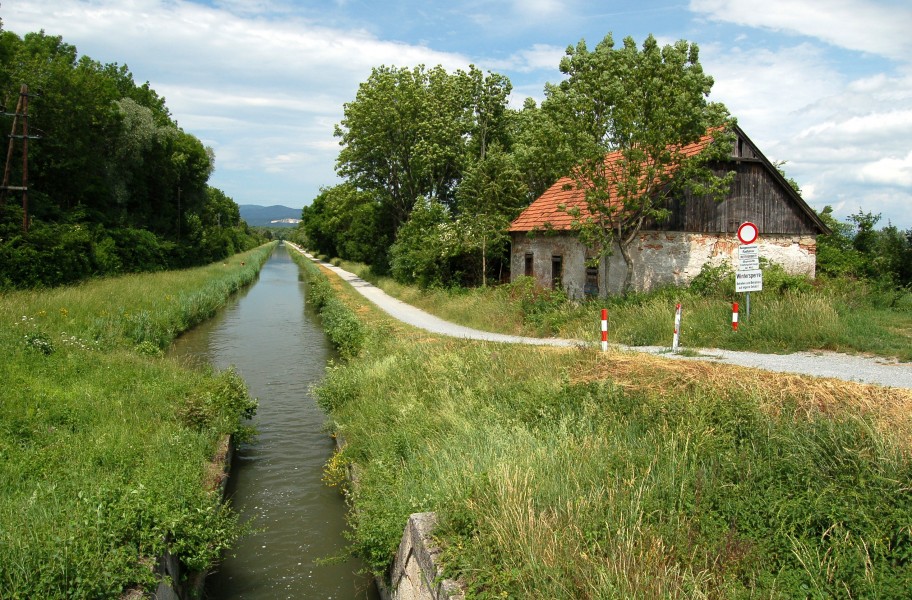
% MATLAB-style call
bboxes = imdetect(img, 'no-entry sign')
[737,221,759,245]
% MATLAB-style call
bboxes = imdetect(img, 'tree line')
[296,34,738,290]
[0,22,264,289]
[296,33,911,292]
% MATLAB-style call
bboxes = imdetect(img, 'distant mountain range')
[239,205,302,227]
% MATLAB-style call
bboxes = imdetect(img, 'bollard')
[600,308,608,352]
[732,302,739,331]
[672,303,682,353]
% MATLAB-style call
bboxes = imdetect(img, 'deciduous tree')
[546,34,735,294]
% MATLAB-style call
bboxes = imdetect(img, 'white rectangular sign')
[736,269,763,292]
[738,245,759,260]
[739,257,760,270]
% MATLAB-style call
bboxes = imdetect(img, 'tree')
[546,34,735,294]
[299,183,388,266]
[455,145,527,285]
[816,207,912,287]
[0,27,253,288]
[334,64,516,250]
[334,65,467,235]
[389,197,461,287]
[508,98,577,203]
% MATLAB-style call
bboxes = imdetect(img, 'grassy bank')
[0,243,273,598]
[332,257,912,361]
[308,254,912,598]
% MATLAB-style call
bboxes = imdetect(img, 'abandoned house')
[508,125,829,298]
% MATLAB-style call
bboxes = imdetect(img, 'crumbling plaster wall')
[511,231,817,298]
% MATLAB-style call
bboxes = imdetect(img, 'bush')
[320,298,367,359]
[689,260,734,296]
[502,276,571,334]
[759,260,813,294]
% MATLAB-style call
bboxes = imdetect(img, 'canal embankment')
[171,242,377,599]
[0,244,272,598]
[295,245,912,599]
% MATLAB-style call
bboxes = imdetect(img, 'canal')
[169,243,378,599]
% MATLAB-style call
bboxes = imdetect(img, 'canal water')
[169,243,378,599]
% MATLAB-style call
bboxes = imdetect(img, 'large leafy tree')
[816,207,912,286]
[300,183,387,265]
[455,144,527,285]
[335,65,464,234]
[0,27,256,288]
[334,64,514,243]
[0,29,212,238]
[546,34,735,294]
[509,98,577,202]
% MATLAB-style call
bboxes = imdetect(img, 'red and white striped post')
[672,303,682,353]
[600,308,608,352]
[732,302,739,332]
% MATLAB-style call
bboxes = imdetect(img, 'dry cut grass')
[575,351,912,448]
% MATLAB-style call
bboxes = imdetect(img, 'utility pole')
[1,84,41,233]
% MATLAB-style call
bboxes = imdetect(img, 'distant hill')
[239,205,302,227]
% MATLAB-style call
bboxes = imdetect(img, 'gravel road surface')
[290,244,911,389]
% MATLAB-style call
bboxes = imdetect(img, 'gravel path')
[290,244,912,389]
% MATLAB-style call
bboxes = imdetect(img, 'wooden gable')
[510,125,829,236]
[658,126,828,235]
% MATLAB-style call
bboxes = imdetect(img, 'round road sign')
[737,221,759,245]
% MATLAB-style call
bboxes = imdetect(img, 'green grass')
[0,243,272,598]
[309,255,912,599]
[332,258,912,361]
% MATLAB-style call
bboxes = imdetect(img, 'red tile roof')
[509,133,714,232]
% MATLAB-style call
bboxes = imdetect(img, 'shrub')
[502,276,571,334]
[689,260,734,296]
[320,298,366,359]
[760,260,813,294]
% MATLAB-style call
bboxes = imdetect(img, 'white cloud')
[483,43,565,74]
[690,0,912,62]
[3,0,475,207]
[702,38,912,226]
[511,0,565,17]
[859,150,912,187]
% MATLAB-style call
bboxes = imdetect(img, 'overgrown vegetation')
[289,248,366,360]
[310,257,912,598]
[0,244,272,598]
[0,22,266,290]
[330,255,912,361]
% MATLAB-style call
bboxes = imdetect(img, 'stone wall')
[511,230,818,298]
[380,513,464,600]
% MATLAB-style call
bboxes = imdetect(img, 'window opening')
[585,266,599,296]
[551,255,563,289]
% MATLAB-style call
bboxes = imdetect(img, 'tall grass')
[333,258,912,360]
[309,261,912,598]
[0,244,271,598]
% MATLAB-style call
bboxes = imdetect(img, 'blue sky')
[4,0,911,229]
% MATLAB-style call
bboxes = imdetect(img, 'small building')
[508,125,829,297]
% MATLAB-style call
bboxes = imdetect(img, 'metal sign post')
[735,222,762,321]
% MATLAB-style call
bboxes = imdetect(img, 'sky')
[3,0,911,229]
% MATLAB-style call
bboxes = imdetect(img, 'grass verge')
[310,254,912,599]
[0,243,272,598]
[331,258,912,361]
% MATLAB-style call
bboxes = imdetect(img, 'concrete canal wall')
[380,513,464,600]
